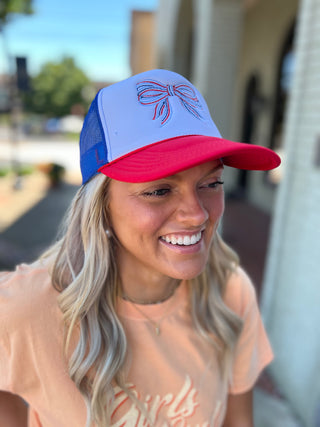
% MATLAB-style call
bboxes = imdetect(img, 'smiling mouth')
[160,231,202,246]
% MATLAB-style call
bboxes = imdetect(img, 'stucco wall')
[154,0,181,70]
[233,0,299,210]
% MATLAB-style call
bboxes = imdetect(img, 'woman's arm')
[222,390,253,427]
[0,391,28,427]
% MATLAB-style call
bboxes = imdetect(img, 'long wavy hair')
[43,173,243,426]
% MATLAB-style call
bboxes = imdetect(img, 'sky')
[1,0,158,83]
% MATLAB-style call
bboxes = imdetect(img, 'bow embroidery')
[137,80,203,126]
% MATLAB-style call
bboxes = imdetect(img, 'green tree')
[26,57,92,117]
[0,0,33,29]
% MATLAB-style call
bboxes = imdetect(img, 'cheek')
[111,201,167,241]
[207,193,225,222]
[128,210,161,235]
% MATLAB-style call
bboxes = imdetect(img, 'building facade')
[130,10,156,76]
[262,0,320,424]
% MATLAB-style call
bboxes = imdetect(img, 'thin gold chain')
[122,283,180,335]
[126,302,162,336]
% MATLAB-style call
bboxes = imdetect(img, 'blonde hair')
[43,173,242,426]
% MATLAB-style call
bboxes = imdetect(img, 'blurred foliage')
[0,165,10,177]
[0,0,33,28]
[25,57,92,117]
[0,163,34,177]
[16,163,34,176]
[0,113,9,124]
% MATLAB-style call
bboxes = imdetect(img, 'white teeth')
[161,232,202,246]
[190,235,197,244]
[183,236,191,245]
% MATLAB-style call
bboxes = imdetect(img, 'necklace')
[122,283,180,336]
[126,302,162,335]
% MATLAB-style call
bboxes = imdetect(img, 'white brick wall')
[262,0,320,425]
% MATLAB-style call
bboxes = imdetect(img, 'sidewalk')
[0,172,80,270]
[0,170,302,426]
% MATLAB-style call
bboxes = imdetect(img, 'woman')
[0,69,280,426]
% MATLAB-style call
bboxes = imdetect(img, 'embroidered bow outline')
[137,80,203,126]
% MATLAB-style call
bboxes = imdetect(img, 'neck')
[121,277,181,305]
[122,281,180,305]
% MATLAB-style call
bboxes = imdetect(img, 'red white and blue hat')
[80,69,280,184]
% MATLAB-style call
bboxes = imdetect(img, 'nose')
[175,189,209,226]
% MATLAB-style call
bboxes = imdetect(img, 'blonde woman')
[0,69,280,427]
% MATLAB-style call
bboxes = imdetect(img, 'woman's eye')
[143,188,170,197]
[205,180,224,189]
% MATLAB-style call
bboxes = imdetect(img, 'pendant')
[155,325,160,336]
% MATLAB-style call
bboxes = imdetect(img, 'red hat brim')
[98,135,281,183]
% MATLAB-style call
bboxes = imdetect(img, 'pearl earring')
[105,229,111,237]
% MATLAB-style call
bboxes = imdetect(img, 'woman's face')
[108,160,224,288]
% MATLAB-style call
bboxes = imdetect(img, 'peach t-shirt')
[0,261,273,426]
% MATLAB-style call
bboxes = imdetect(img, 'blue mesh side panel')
[80,93,108,184]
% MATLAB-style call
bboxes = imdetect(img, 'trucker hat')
[79,69,280,184]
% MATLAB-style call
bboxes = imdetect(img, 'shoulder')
[0,259,59,326]
[0,260,63,394]
[223,266,257,318]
